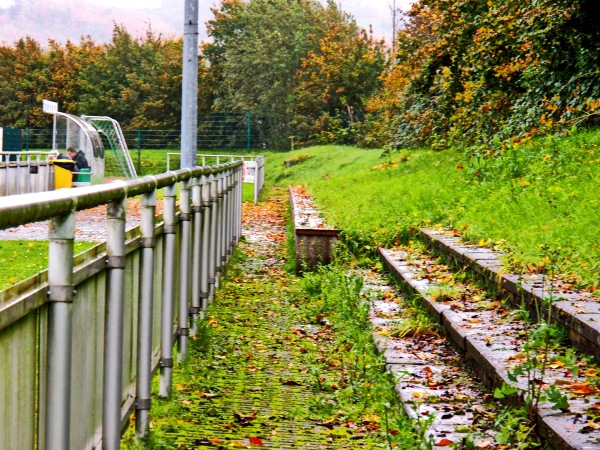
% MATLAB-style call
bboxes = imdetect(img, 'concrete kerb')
[418,228,600,360]
[378,246,600,450]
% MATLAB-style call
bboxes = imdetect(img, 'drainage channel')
[379,242,600,449]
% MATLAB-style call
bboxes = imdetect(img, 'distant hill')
[0,0,185,46]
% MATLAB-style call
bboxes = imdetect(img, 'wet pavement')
[0,199,163,242]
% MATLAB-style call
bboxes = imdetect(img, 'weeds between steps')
[388,240,600,448]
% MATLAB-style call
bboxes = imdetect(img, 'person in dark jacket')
[67,147,89,171]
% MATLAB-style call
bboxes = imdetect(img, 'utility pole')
[389,0,402,55]
[181,0,199,169]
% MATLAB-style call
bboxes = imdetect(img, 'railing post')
[220,170,230,269]
[233,166,240,245]
[208,172,218,302]
[136,130,142,175]
[237,164,243,242]
[200,173,211,309]
[45,210,75,450]
[190,174,202,333]
[227,168,237,256]
[160,181,177,397]
[135,180,157,438]
[177,175,192,362]
[215,171,224,288]
[103,191,127,450]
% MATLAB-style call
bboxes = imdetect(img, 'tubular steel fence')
[167,154,265,204]
[0,162,243,450]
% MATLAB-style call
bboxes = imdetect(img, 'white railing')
[0,151,55,196]
[167,153,265,203]
[0,162,243,449]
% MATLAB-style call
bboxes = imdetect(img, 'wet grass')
[0,240,94,289]
[122,189,427,449]
[263,128,600,292]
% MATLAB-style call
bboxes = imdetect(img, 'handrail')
[0,161,244,449]
[166,153,265,203]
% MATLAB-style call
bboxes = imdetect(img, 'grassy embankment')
[265,129,599,292]
[3,132,598,291]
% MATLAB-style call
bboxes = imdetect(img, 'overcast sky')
[0,0,414,44]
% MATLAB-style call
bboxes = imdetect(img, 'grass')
[0,240,94,289]
[263,128,600,292]
[122,188,427,449]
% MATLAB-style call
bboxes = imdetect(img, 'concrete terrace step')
[379,246,600,450]
[363,270,505,448]
[419,228,600,359]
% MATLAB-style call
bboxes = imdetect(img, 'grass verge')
[263,129,600,292]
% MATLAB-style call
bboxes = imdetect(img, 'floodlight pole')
[181,0,199,170]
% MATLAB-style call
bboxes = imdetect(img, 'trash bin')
[52,159,75,189]
[73,167,92,186]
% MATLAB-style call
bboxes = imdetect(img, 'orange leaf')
[249,437,264,446]
[209,438,224,444]
[435,439,454,446]
[564,382,598,395]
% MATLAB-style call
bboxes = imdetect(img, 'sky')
[0,0,414,44]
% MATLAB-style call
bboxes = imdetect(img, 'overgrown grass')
[0,241,94,289]
[264,129,600,291]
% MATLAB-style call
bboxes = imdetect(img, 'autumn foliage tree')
[0,26,208,130]
[205,0,386,148]
[367,0,600,150]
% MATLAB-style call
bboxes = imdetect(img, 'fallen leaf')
[249,437,263,446]
[564,382,598,395]
[423,366,433,381]
[435,439,453,446]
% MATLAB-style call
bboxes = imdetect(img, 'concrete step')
[362,270,508,448]
[419,228,600,359]
[379,246,600,450]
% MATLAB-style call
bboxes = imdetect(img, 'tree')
[0,37,48,128]
[205,0,386,148]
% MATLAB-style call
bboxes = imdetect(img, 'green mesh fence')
[23,112,265,152]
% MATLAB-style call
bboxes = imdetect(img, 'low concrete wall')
[289,186,339,273]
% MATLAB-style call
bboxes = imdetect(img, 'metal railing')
[0,151,55,195]
[167,154,265,203]
[0,162,243,450]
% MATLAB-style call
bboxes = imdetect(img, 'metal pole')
[137,130,142,175]
[45,211,75,450]
[237,165,243,242]
[220,171,229,269]
[103,193,127,450]
[247,111,251,152]
[52,113,57,152]
[214,172,224,288]
[177,177,192,362]
[232,167,240,245]
[190,174,202,332]
[200,174,211,310]
[227,169,235,257]
[208,172,218,302]
[135,182,157,438]
[160,182,177,397]
[180,0,199,169]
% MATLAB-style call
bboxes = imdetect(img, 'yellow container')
[53,160,74,189]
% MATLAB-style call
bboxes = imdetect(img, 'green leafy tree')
[205,0,386,149]
[293,2,387,145]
